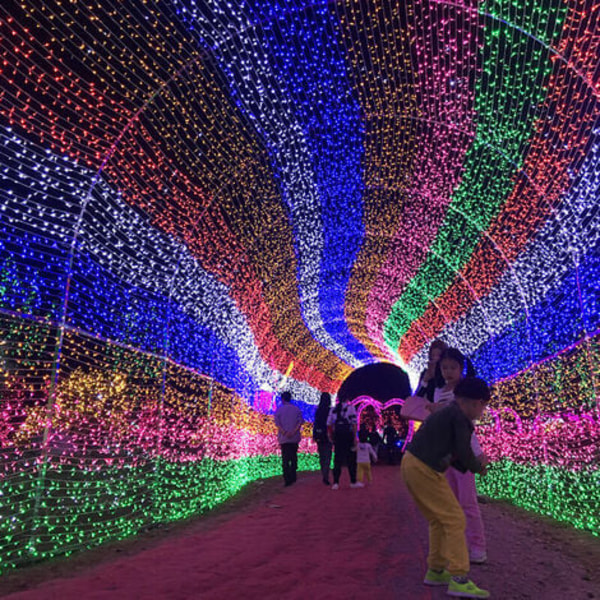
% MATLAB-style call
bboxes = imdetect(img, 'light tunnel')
[0,0,599,570]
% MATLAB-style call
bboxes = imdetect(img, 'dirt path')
[1,466,598,599]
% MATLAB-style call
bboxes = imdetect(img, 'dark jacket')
[416,376,435,402]
[312,406,330,443]
[406,401,482,474]
[415,368,444,402]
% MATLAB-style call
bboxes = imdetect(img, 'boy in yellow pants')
[401,377,491,599]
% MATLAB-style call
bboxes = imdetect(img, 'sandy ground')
[0,465,598,600]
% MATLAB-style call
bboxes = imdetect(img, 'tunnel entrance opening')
[337,361,412,404]
[337,362,413,458]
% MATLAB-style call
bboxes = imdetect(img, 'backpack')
[332,405,354,445]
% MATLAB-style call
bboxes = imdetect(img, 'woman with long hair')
[312,392,333,485]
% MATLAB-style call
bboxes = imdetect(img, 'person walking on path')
[274,391,304,487]
[327,397,362,489]
[401,377,492,599]
[312,392,333,485]
[356,429,378,485]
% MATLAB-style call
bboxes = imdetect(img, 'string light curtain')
[0,0,598,572]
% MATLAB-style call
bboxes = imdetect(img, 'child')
[401,377,491,599]
[356,429,377,484]
[434,348,487,564]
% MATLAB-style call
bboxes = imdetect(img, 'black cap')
[454,377,491,403]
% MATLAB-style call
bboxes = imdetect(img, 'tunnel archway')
[0,0,598,570]
[336,362,411,403]
[336,362,413,453]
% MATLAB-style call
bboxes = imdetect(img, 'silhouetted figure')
[383,420,399,465]
[367,427,381,456]
[312,392,333,485]
[327,399,361,489]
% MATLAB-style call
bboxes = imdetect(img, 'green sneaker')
[424,568,451,586]
[447,578,490,598]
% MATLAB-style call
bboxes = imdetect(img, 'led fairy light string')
[402,146,600,371]
[172,0,371,367]
[0,5,153,163]
[158,149,278,419]
[1,457,321,570]
[398,185,541,376]
[0,39,324,576]
[475,342,598,536]
[399,136,599,366]
[162,151,331,401]
[382,126,547,363]
[356,182,517,382]
[3,0,394,372]
[0,143,322,410]
[365,180,535,381]
[0,309,54,556]
[0,318,318,568]
[361,0,482,356]
[403,253,598,455]
[394,0,600,362]
[1,7,596,384]
[1,2,352,386]
[383,0,570,353]
[5,0,342,568]
[475,357,600,536]
[176,1,340,360]
[476,461,599,535]
[14,33,242,552]
[0,0,599,568]
[417,247,600,400]
[354,0,596,520]
[336,0,425,360]
[350,395,416,451]
[113,67,352,387]
[493,329,600,418]
[407,135,600,385]
[432,333,600,530]
[0,180,314,560]
[273,7,371,362]
[365,232,467,364]
[229,1,373,363]
[10,0,592,390]
[155,234,196,503]
[438,0,600,90]
[0,0,218,394]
